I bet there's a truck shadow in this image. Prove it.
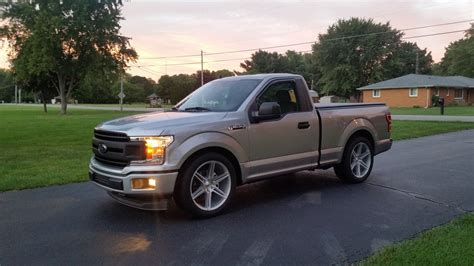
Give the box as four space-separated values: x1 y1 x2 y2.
94 169 347 222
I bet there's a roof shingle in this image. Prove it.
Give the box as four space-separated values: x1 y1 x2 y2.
357 74 474 90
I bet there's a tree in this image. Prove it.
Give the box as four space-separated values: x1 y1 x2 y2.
0 69 15 103
435 24 474 77
240 50 289 73
156 69 234 104
313 17 432 98
384 42 433 77
112 74 146 104
1 0 137 114
73 70 118 104
19 75 56 112
240 50 315 84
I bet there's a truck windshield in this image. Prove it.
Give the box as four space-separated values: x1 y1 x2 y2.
175 78 263 112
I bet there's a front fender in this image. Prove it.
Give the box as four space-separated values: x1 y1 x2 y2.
167 131 247 169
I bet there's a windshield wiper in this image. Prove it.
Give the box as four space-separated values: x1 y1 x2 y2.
184 106 211 112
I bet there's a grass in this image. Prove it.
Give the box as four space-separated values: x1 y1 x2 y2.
362 213 474 265
391 106 474 116
391 120 474 141
14 103 175 109
0 106 137 192
1 105 474 192
76 103 174 108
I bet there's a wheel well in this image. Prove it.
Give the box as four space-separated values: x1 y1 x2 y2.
347 130 375 149
181 147 243 185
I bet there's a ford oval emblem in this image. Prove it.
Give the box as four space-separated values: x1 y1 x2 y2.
98 143 108 154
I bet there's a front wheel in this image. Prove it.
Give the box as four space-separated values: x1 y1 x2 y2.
174 152 236 218
334 136 374 183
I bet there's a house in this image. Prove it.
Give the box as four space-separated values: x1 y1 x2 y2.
357 74 474 107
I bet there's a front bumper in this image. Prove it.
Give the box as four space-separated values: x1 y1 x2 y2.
89 157 179 198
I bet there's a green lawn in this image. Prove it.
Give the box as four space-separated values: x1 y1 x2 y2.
391 106 474 116
77 103 175 108
362 214 474 265
1 106 474 192
391 120 474 141
0 106 137 192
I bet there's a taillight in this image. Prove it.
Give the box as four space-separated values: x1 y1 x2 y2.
385 113 392 132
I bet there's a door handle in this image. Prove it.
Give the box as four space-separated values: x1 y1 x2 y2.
298 121 310 129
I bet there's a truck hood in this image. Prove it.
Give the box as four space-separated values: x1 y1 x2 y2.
95 111 228 136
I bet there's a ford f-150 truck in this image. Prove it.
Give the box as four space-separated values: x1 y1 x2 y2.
90 74 392 217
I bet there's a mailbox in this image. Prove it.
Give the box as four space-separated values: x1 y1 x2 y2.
438 97 445 115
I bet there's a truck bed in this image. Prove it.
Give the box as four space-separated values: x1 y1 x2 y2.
314 102 390 166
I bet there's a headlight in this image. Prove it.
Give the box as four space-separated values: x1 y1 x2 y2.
131 136 173 165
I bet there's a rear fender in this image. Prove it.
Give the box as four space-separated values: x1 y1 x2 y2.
337 118 378 161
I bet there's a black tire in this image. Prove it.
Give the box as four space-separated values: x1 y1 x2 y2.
174 152 237 218
334 136 374 183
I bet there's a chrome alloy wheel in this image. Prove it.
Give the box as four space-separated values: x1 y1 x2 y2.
190 160 231 211
350 142 372 178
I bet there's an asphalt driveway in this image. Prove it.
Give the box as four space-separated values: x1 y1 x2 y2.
1 130 473 265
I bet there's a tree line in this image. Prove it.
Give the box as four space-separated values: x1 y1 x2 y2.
0 1 472 113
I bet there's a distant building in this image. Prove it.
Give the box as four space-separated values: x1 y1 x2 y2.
308 90 319 103
147 93 162 107
319 95 343 104
357 74 474 107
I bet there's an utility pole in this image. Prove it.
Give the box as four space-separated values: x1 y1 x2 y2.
200 50 204 86
415 51 419 74
117 36 131 111
119 72 124 111
18 87 22 104
14 84 17 104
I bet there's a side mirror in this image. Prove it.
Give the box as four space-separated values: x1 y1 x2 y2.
252 102 281 122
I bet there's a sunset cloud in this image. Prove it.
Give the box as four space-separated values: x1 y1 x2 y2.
1 0 472 80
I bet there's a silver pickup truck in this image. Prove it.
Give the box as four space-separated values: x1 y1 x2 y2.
89 74 392 217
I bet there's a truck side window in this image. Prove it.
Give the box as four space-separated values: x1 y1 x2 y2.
258 81 300 114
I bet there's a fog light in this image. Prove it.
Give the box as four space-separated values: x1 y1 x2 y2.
131 178 156 190
148 178 156 188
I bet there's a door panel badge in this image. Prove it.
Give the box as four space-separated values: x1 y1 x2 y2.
228 124 246 131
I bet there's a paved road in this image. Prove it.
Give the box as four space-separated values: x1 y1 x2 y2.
1 130 473 265
392 114 474 122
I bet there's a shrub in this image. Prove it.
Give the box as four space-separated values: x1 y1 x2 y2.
432 95 440 107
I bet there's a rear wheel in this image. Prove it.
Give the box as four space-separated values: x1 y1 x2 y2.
174 152 236 218
334 136 373 183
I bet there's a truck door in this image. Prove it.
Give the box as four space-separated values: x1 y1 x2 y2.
247 79 319 177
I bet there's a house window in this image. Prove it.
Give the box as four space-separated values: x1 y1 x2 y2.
447 88 450 96
409 88 418 97
454 89 463 99
436 88 440 96
372 89 381 98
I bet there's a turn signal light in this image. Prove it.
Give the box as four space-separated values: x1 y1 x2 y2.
385 113 392 132
131 178 157 190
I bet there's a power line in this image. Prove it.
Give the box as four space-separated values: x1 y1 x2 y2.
204 20 473 56
131 29 467 68
132 57 253 67
138 19 473 60
403 29 466 39
135 66 162 77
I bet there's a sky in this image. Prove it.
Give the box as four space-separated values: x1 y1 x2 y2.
1 0 473 80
